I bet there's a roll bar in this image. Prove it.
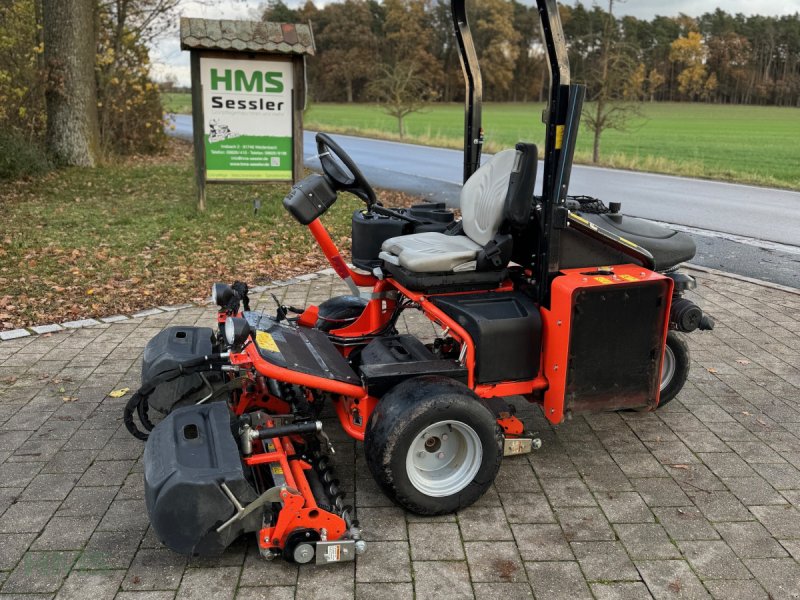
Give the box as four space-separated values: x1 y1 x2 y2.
451 0 483 183
451 0 585 306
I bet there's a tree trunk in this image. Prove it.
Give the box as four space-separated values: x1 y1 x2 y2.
346 78 353 103
43 0 100 166
398 115 405 138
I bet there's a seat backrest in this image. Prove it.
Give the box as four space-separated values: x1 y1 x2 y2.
460 149 517 246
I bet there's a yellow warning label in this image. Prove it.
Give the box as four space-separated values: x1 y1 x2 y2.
271 465 284 475
593 276 613 285
555 125 565 149
619 274 638 282
255 330 279 353
569 212 589 225
618 236 638 248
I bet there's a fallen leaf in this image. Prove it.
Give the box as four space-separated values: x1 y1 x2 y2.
1 375 18 385
108 387 130 398
707 368 718 374
735 359 751 365
670 464 691 470
62 396 78 403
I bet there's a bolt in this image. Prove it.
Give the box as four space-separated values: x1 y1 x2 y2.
442 433 448 441
437 452 445 459
531 438 543 450
417 451 425 458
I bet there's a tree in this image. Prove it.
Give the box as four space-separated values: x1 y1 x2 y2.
647 68 666 101
42 0 100 166
670 31 712 100
469 0 520 99
315 0 378 102
367 61 435 137
582 0 643 163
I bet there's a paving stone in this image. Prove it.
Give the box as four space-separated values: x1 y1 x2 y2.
499 492 556 523
175 567 239 600
698 452 757 478
652 506 720 541
457 505 513 541
511 523 573 561
31 515 99 550
20 473 81 502
31 324 64 335
0 532 36 570
1 550 78 593
750 504 800 538
0 500 60 533
0 461 44 487
555 506 615 542
354 582 413 600
525 561 593 600
238 546 297 587
615 524 681 559
62 319 101 329
57 486 118 517
97 499 150 532
744 558 800 600
723 476 791 506
689 490 752 522
472 582 533 599
611 452 667 479
0 329 31 341
75 530 144 570
78 459 135 487
408 522 463 560
703 579 769 600
55 569 125 600
356 541 411 583
636 559 711 599
412 561 472 600
596 491 655 523
676 540 752 580
493 463 540 493
297 561 354 599
591 582 655 600
540 477 596 507
235 587 294 600
571 541 639 582
632 477 691 507
356 507 407 542
464 541 525 583
122 548 187 591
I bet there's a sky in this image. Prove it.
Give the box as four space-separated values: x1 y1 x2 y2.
151 0 800 86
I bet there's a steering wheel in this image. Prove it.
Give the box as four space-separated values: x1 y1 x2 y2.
316 133 377 207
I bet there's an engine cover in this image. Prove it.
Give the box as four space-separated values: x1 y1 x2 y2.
144 403 259 556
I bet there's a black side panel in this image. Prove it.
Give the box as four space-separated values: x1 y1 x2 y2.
558 227 644 270
141 326 217 414
432 292 542 384
283 174 338 225
359 335 467 395
566 281 670 413
144 403 259 556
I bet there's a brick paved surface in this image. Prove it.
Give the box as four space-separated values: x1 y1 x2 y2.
0 268 798 599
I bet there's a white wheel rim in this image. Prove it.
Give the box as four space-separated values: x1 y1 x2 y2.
660 344 676 392
405 420 482 498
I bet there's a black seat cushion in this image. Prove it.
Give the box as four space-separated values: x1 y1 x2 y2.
384 263 509 293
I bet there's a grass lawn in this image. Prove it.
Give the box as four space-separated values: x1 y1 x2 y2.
305 101 800 190
0 140 412 330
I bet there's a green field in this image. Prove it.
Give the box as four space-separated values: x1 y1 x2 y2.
162 93 800 189
162 92 192 114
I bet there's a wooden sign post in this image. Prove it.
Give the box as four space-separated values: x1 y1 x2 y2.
180 19 315 210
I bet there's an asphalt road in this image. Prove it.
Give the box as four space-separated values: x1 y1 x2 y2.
170 115 799 288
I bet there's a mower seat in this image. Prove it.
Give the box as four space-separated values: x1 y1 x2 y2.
379 149 519 273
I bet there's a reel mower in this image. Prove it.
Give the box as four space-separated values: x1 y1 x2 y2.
124 0 713 564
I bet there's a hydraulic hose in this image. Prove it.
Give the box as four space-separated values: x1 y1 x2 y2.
123 353 230 441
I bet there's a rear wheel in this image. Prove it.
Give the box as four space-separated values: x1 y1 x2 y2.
364 376 503 515
657 331 690 408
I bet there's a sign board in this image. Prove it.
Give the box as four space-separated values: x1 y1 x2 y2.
199 56 294 181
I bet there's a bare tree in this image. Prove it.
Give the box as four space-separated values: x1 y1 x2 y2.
582 0 643 163
367 61 436 138
42 0 100 166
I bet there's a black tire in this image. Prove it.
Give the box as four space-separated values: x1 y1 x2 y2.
364 376 503 515
657 331 690 408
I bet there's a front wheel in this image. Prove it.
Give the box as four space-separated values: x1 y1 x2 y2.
364 376 503 515
657 331 690 408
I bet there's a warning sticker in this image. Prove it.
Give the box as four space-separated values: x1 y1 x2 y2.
325 544 341 562
619 274 639 282
255 330 280 353
593 276 613 285
271 465 283 475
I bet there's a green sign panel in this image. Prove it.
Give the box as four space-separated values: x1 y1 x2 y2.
199 56 293 181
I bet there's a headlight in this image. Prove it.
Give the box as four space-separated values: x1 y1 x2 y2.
224 317 251 348
212 283 234 308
